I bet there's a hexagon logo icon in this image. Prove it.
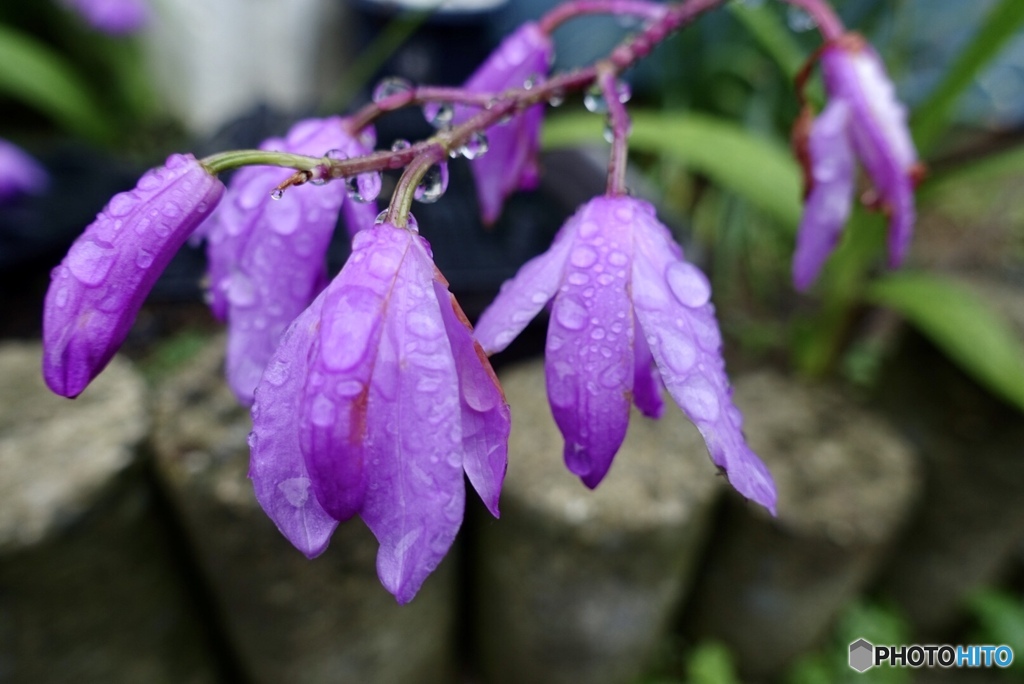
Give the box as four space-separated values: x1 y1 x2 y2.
849 638 874 672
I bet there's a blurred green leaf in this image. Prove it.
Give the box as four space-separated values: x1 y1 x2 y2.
0 24 111 141
920 143 1024 204
686 642 741 684
543 110 802 229
727 1 806 81
911 0 1024 153
866 272 1024 412
969 589 1024 657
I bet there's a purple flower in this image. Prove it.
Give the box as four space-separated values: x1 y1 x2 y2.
61 0 149 35
249 220 510 604
454 22 554 225
0 139 48 203
793 38 920 291
43 153 225 397
475 196 776 513
200 117 379 405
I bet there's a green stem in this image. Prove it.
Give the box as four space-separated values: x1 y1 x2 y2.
199 149 326 176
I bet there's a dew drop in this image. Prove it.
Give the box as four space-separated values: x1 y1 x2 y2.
414 163 449 204
554 297 588 331
67 240 117 287
135 250 154 269
424 101 454 129
583 85 607 114
373 76 414 103
270 188 284 201
666 261 712 308
227 273 257 308
346 171 383 203
391 139 412 152
680 377 720 422
547 88 566 107
263 359 288 386
458 131 489 160
278 477 312 508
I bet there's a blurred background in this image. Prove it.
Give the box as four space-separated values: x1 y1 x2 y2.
0 0 1022 682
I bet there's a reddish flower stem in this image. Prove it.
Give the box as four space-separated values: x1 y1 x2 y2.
539 0 668 33
598 66 631 196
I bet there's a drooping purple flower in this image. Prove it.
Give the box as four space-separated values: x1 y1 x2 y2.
475 196 776 513
249 220 510 603
0 139 48 203
454 22 554 225
200 117 379 405
793 37 920 291
61 0 150 35
43 154 225 397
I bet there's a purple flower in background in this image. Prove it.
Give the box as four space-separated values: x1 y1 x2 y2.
200 117 379 405
475 196 776 512
61 0 150 35
249 220 510 604
455 22 554 225
793 36 920 291
43 154 224 397
0 139 48 203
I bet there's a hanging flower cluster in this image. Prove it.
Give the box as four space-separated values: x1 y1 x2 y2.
40 0 918 603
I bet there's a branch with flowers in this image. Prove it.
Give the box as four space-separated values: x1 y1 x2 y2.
38 0 921 604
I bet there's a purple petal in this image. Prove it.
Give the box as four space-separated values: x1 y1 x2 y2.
631 208 777 514
455 22 554 224
433 275 509 518
62 0 149 35
632 319 665 419
474 225 573 354
792 99 856 291
546 197 634 489
248 292 339 558
43 154 224 397
203 117 377 404
357 226 466 604
0 139 48 203
823 46 918 270
299 227 400 522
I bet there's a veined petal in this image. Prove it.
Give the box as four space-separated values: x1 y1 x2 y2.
473 226 573 354
432 272 509 518
208 117 377 404
632 210 776 514
358 226 466 605
632 318 665 419
792 99 856 291
455 22 554 224
248 292 339 558
43 154 224 397
300 226 399 522
546 197 634 489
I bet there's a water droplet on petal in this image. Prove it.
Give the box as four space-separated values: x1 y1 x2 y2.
67 240 117 287
679 376 720 421
414 163 449 204
346 171 382 203
135 250 154 269
554 296 588 331
373 76 414 103
570 245 598 268
666 261 712 308
278 477 312 508
270 188 284 201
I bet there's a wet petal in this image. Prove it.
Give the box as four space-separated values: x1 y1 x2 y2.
455 22 554 224
433 273 509 517
0 138 48 203
632 211 776 514
43 154 224 397
792 99 856 291
299 227 400 522
248 292 339 558
632 319 665 419
359 227 466 604
473 226 573 354
546 197 634 489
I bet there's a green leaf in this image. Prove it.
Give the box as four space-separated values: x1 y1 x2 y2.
920 143 1024 203
0 24 111 142
686 642 741 684
866 272 1024 412
727 1 806 81
911 0 1024 153
542 110 802 230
